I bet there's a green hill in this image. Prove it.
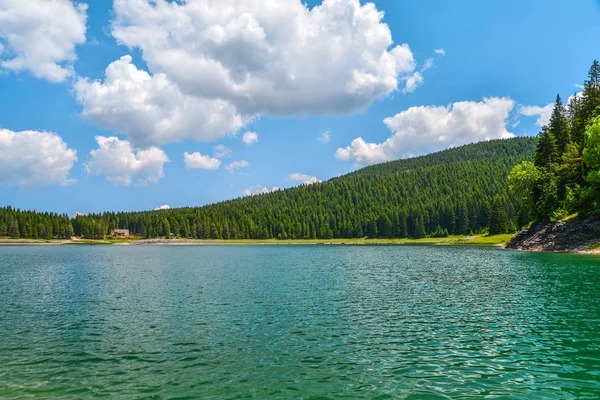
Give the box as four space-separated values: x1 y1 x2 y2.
1 137 537 240
71 137 536 240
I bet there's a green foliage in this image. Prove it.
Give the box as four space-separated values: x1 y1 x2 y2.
535 127 559 169
512 59 600 221
581 116 600 212
0 207 73 239
549 94 571 154
508 161 541 225
488 195 511 235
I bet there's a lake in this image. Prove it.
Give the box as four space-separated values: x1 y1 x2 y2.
0 245 599 399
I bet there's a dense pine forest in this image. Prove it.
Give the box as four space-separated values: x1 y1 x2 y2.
2 137 535 240
508 59 600 222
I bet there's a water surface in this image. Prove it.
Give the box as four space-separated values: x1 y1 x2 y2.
1 246 599 398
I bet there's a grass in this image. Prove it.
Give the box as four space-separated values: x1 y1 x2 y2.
1 234 514 247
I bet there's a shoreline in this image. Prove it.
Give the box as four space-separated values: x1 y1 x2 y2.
0 234 519 248
1 234 598 254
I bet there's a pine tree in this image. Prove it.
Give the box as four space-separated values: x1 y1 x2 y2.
412 215 426 239
581 116 600 212
573 60 600 146
488 196 510 235
456 201 469 235
548 94 571 155
535 127 559 170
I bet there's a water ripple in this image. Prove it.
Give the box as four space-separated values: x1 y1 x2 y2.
0 246 599 398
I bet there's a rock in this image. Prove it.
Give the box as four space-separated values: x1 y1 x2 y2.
506 216 600 252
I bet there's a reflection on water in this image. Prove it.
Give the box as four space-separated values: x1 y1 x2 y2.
0 246 599 398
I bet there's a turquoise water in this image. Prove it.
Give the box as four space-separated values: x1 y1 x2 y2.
0 246 599 399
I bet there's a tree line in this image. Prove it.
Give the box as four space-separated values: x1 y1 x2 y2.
0 207 73 239
3 137 535 240
508 59 600 223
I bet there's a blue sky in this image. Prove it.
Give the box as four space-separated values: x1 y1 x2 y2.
0 0 599 215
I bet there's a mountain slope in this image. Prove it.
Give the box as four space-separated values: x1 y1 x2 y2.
68 137 537 240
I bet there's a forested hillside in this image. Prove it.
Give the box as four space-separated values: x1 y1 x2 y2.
1 137 536 240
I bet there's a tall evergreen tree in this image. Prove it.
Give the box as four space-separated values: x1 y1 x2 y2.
534 127 559 170
548 94 571 155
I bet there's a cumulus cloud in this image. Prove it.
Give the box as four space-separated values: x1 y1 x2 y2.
434 49 446 56
75 56 248 147
0 129 77 187
111 0 416 116
225 160 249 174
213 144 232 158
288 173 321 185
74 0 419 145
0 0 87 82
319 130 331 144
184 152 221 170
86 136 169 186
336 97 516 166
519 104 553 127
242 132 259 145
154 204 171 210
243 184 279 197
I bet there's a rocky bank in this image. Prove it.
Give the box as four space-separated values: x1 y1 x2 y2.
506 216 600 253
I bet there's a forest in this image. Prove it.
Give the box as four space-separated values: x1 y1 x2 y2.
508 60 600 222
1 137 535 240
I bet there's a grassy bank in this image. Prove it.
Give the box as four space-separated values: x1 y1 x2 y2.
0 234 514 246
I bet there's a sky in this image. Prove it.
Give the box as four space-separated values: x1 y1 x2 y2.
0 0 599 215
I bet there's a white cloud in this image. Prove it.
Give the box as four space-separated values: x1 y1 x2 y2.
422 58 434 71
72 211 86 218
575 83 584 89
154 204 171 210
184 152 221 170
0 129 77 187
336 97 516 166
86 136 169 186
519 104 553 127
225 160 249 174
318 130 331 144
402 49 444 93
213 144 232 158
112 0 416 117
75 56 248 147
0 0 87 83
242 131 259 145
76 0 418 145
288 173 321 185
243 184 279 197
403 71 424 93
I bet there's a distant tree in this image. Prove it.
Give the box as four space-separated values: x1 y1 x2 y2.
412 215 426 239
488 196 510 235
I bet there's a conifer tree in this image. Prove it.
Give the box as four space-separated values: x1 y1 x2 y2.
548 94 571 155
488 196 510 235
535 127 559 170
